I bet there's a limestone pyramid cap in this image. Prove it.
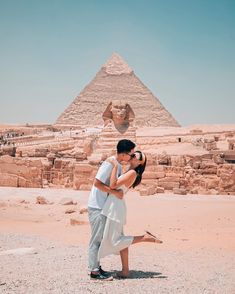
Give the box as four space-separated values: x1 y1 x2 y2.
102 53 133 75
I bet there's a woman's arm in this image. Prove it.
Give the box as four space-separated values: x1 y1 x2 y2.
106 157 137 190
110 163 119 189
110 169 137 189
94 179 123 199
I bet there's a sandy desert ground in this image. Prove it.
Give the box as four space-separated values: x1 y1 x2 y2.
0 187 235 294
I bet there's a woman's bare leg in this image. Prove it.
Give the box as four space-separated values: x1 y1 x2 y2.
119 248 129 277
132 233 162 244
118 233 162 278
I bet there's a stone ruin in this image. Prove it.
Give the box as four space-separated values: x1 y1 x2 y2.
1 123 235 196
0 53 235 196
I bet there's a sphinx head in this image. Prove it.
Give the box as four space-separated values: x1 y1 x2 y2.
102 100 135 133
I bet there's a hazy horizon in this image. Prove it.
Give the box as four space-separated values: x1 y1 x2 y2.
0 0 234 126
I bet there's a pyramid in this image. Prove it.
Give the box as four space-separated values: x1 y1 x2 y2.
56 53 180 127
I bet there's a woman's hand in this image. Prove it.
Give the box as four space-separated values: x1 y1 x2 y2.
106 157 118 167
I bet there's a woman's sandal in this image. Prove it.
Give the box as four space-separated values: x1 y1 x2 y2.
145 230 163 243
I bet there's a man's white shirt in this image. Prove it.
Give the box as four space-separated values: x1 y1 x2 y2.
88 158 122 210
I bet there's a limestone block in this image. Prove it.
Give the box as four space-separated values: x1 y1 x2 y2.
164 166 184 176
204 137 215 143
54 159 62 169
199 161 218 174
217 164 235 175
0 147 16 157
158 180 180 190
61 160 72 169
165 172 183 179
192 161 201 169
190 188 198 194
141 179 158 186
161 176 181 182
83 138 93 156
0 173 18 187
192 177 203 186
139 185 156 196
173 188 187 195
219 171 235 190
214 135 220 142
42 160 53 171
179 178 188 188
0 155 14 164
204 142 217 151
145 165 164 172
205 178 220 189
18 177 27 187
36 196 50 205
185 174 191 180
157 152 171 165
65 208 76 214
155 172 165 179
34 148 48 157
142 172 159 179
219 172 232 181
29 167 40 177
171 156 186 167
79 206 88 214
74 164 93 174
213 154 225 164
143 157 157 165
75 152 87 161
156 186 165 193
0 162 16 174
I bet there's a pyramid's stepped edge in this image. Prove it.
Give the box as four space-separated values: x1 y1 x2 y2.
56 53 179 127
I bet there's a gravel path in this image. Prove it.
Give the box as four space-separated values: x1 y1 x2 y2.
0 233 234 294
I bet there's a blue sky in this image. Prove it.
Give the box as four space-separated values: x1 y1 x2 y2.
0 0 234 126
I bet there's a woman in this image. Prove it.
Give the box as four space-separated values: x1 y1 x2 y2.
98 151 162 278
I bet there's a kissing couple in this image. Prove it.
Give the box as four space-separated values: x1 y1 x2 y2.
87 139 162 281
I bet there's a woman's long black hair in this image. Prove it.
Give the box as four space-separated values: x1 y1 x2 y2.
132 151 147 188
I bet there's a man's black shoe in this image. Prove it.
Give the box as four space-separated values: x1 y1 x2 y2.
99 266 111 277
90 271 113 281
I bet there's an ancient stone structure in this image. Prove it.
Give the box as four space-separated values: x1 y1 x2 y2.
228 139 235 150
56 53 180 127
1 58 235 196
1 150 235 195
102 100 135 133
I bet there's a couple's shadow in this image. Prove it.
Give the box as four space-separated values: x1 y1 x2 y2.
112 270 167 280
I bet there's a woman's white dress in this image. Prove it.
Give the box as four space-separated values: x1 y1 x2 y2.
98 183 134 259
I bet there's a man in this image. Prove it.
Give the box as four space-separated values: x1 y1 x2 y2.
88 139 136 281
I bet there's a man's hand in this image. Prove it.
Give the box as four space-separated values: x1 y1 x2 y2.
111 189 124 199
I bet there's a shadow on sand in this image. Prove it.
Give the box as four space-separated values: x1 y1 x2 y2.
113 270 168 280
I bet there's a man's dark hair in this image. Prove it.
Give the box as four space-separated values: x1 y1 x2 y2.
116 139 136 154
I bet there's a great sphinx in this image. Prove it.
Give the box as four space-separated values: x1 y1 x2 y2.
102 100 135 134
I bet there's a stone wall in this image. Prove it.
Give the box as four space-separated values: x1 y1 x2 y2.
0 152 235 195
0 155 43 188
138 153 235 196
